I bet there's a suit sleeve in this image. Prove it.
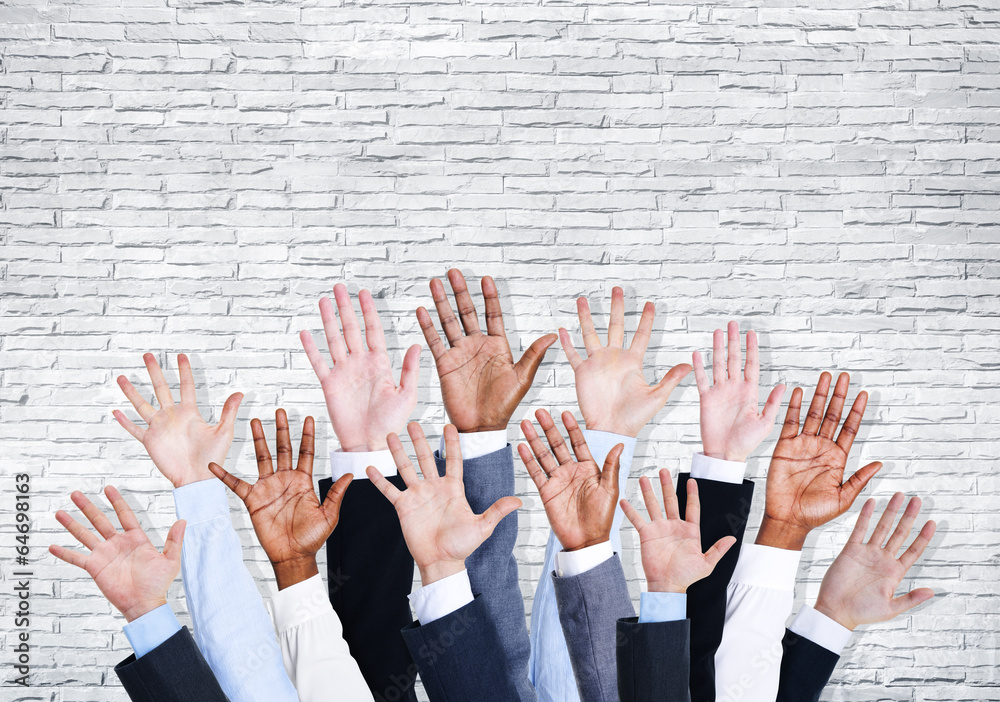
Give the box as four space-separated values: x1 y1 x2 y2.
616 617 692 702
115 626 230 702
320 473 417 702
675 472 755 702
775 629 841 702
551 554 636 702
401 595 523 702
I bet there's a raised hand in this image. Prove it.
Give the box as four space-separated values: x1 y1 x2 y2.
114 353 243 488
416 269 557 433
621 470 736 593
559 286 691 438
49 486 185 623
300 284 421 452
518 410 623 552
814 493 936 631
756 372 882 550
368 423 522 584
693 321 785 462
208 409 353 589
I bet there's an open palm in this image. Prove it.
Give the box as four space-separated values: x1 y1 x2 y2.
114 353 242 487
417 270 556 433
561 287 691 437
300 284 420 452
518 410 622 552
50 486 185 623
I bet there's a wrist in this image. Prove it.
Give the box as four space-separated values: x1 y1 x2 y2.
646 579 688 594
703 448 749 462
272 556 320 591
814 598 857 632
562 533 612 553
755 515 810 551
582 420 637 439
341 440 388 452
121 597 168 624
417 559 465 586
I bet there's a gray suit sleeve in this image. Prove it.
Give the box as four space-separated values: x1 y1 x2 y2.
616 617 691 702
551 554 636 702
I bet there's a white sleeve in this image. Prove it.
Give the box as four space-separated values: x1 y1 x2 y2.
408 569 475 625
439 430 507 461
788 605 852 655
269 574 375 702
714 543 802 702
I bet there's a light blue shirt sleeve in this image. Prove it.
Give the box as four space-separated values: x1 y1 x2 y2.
638 592 688 624
173 479 298 702
529 430 636 702
123 604 182 659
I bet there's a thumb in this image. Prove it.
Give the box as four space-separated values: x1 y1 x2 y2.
321 473 354 528
703 535 737 572
653 363 693 401
601 443 624 493
888 587 935 619
218 392 244 433
841 461 882 506
163 519 187 562
480 496 523 534
514 333 558 386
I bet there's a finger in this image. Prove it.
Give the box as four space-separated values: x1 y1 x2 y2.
536 409 573 465
162 519 186 562
275 408 293 471
601 443 624 492
430 276 463 346
399 344 422 396
684 478 701 527
899 520 936 570
704 536 737 571
562 412 595 465
480 495 522 533
518 442 548 492
251 418 274 479
660 469 680 521
848 498 877 544
177 353 197 405
870 492 906 547
577 296 601 356
513 333 558 388
297 415 316 478
629 301 655 356
142 353 175 408
819 372 850 440
55 509 101 550
780 387 804 439
358 288 387 352
802 372 833 436
407 421 438 481
559 327 583 370
49 543 88 570
620 498 645 530
482 275 507 337
889 587 935 619
367 465 401 505
448 268 481 335
442 423 463 482
692 351 710 395
300 330 331 383
321 473 354 527
744 329 760 384
116 375 155 424
208 461 252 501
711 328 725 385
387 431 419 487
836 390 869 455
319 295 348 362
885 496 922 554
71 491 118 541
841 461 882 509
521 417 559 474
652 363 693 403
334 283 365 354
112 410 146 442
416 306 447 362
639 476 663 521
608 286 625 348
104 485 141 532
726 321 741 380
217 392 243 434
761 384 786 427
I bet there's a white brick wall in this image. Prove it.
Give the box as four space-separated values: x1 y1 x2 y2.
1 0 999 699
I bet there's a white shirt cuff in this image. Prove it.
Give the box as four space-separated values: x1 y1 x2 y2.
330 448 397 481
439 429 507 461
122 604 182 659
408 569 474 625
555 541 614 578
638 592 687 623
730 542 803 590
172 478 228 523
789 605 852 655
690 452 747 484
270 573 333 633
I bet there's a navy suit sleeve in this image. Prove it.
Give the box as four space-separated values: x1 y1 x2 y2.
675 473 755 702
775 629 841 702
320 475 418 702
114 626 229 702
616 617 691 702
